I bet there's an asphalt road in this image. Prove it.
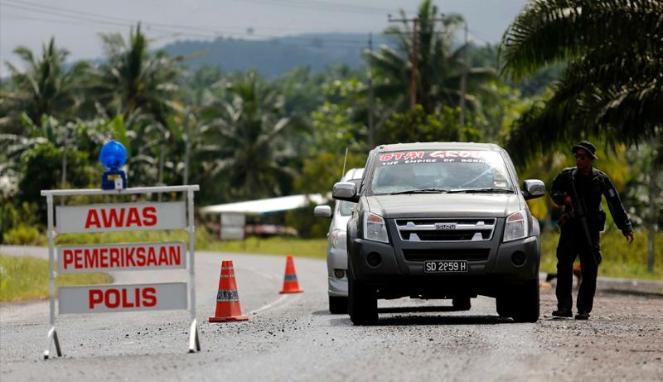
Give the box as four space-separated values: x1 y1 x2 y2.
1 249 662 381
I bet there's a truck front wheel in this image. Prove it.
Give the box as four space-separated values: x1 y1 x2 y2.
512 280 540 323
497 280 539 323
348 267 378 325
329 296 348 314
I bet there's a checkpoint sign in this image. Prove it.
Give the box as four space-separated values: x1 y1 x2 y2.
55 202 186 233
41 184 201 356
58 282 188 314
58 242 186 273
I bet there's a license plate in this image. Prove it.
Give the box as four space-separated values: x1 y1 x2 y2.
424 260 468 273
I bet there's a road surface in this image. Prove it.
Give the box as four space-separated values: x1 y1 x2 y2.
1 249 662 381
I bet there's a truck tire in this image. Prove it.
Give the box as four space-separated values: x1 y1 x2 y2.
496 294 514 318
512 280 540 323
452 296 471 311
348 267 378 325
329 296 348 314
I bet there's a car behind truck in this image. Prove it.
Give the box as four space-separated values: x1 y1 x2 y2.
332 142 546 325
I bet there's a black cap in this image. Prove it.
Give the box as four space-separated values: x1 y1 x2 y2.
572 140 597 159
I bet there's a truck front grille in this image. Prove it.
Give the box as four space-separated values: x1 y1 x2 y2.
402 248 490 261
396 218 496 242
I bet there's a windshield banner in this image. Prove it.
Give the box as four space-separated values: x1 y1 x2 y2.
378 150 490 165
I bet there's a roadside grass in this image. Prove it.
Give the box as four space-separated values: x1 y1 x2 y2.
4 226 660 280
205 237 328 259
0 255 113 303
53 229 214 246
540 229 662 280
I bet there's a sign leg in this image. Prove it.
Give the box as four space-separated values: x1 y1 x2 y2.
44 326 62 359
188 319 201 353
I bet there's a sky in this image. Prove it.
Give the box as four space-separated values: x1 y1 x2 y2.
0 0 528 73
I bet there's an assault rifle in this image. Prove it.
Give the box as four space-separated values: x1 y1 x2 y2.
569 169 601 266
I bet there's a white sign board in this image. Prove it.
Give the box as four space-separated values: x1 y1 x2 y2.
57 242 186 273
58 282 188 314
55 202 186 233
220 213 245 240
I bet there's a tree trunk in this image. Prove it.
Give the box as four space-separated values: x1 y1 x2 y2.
157 143 165 201
183 112 190 185
61 145 67 206
647 154 657 273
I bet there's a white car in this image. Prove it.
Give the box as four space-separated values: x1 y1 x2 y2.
314 168 364 313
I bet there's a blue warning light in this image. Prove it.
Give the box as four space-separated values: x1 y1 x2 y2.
99 140 127 170
100 140 128 190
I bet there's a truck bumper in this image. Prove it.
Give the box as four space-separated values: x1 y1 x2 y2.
348 235 540 299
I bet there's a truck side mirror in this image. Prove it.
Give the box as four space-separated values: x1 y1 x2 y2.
332 182 358 202
314 205 332 218
522 179 545 200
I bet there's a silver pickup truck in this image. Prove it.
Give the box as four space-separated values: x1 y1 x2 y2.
332 142 545 325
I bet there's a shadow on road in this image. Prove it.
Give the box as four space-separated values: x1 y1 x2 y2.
327 314 514 326
374 314 513 326
312 305 464 316
378 306 458 313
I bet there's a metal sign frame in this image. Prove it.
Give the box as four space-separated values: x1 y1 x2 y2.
40 185 200 359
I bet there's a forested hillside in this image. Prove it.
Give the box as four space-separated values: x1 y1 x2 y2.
162 33 391 77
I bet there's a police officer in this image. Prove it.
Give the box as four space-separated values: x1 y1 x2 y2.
550 141 634 320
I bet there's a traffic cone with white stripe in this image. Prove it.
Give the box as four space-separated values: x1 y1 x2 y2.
209 260 248 322
279 255 303 294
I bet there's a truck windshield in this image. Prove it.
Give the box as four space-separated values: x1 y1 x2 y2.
369 150 514 195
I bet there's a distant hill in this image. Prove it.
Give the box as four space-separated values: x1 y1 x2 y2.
161 33 394 77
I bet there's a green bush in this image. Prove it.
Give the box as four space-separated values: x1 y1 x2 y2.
3 225 47 245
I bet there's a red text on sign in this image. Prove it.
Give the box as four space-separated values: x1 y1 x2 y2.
84 206 157 229
88 287 157 309
62 244 182 270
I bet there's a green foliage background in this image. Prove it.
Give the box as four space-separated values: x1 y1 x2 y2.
0 0 659 279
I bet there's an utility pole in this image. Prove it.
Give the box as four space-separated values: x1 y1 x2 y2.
367 32 375 147
647 144 658 273
183 110 191 185
459 20 468 126
388 15 418 109
388 14 445 110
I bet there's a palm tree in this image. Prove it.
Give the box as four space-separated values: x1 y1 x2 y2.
1 38 88 133
91 24 183 187
365 0 495 114
500 0 663 160
93 24 181 125
199 72 301 200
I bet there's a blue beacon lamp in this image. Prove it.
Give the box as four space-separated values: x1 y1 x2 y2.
100 140 128 190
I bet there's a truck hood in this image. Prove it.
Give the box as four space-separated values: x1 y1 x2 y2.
366 193 522 218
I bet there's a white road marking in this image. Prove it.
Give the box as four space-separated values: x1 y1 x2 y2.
246 268 282 281
240 266 300 316
249 295 290 315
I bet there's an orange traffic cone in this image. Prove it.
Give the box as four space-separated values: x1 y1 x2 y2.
209 260 248 322
279 255 303 294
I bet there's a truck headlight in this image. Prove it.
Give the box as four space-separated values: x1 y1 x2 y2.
364 212 389 243
503 210 528 242
330 229 346 250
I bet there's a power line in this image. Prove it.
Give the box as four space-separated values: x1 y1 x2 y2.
225 0 414 15
1 1 375 48
1 0 376 43
2 13 372 49
1 0 299 36
2 0 405 33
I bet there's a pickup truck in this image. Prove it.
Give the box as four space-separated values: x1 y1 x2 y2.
332 142 545 325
